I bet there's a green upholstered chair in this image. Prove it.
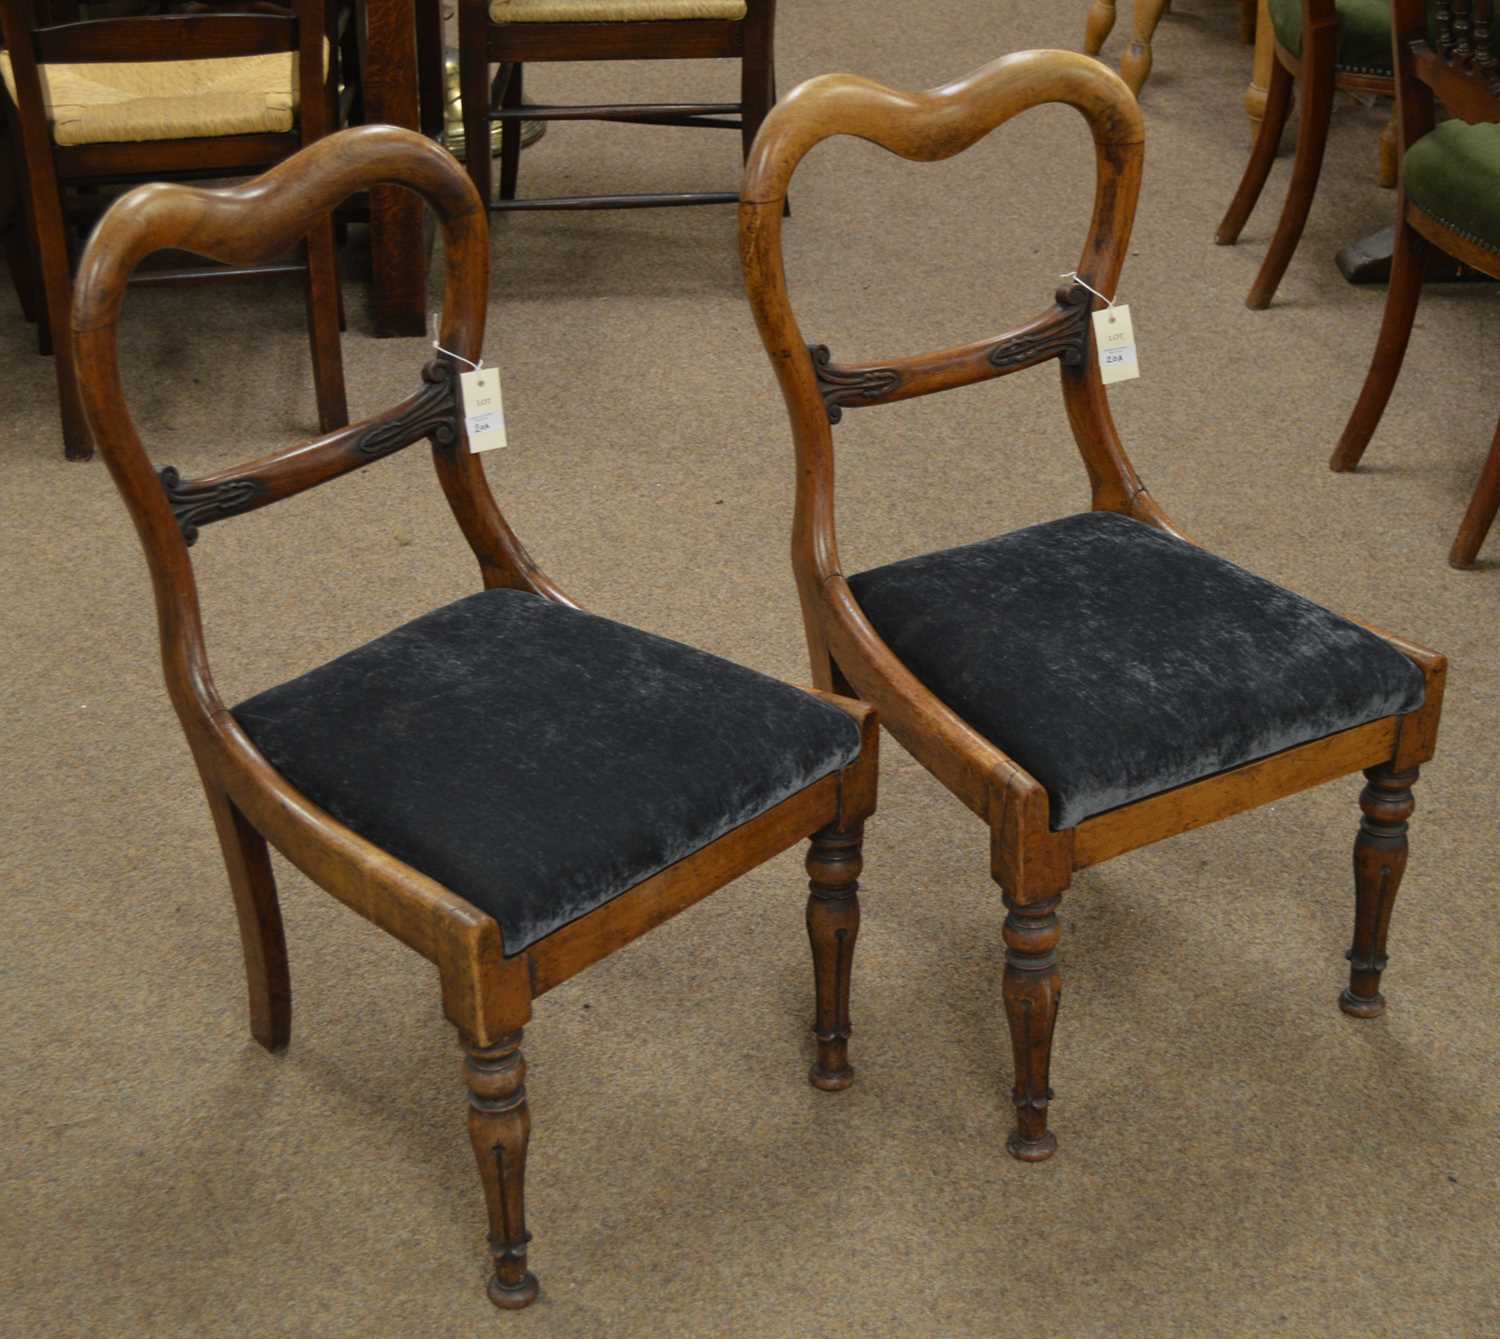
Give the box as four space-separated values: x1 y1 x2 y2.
1332 0 1500 569
1216 0 1396 308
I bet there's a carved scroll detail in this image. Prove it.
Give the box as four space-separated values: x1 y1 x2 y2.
157 468 265 547
352 358 460 456
808 345 903 424
987 287 1092 371
156 361 463 545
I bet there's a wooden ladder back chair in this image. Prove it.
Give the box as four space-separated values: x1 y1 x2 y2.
1 0 346 459
1217 0 1397 308
741 49 1446 1162
457 0 776 211
1332 0 1500 568
72 124 878 1309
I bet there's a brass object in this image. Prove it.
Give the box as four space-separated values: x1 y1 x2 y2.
443 51 544 162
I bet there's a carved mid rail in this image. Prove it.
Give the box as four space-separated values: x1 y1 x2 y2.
157 360 462 544
808 284 1092 423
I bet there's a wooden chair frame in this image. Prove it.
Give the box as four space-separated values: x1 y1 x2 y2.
1332 0 1500 569
456 0 776 211
71 125 878 1309
740 50 1446 1161
1 0 347 458
1216 0 1396 308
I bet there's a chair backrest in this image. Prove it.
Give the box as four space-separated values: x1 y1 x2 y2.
739 50 1165 598
1395 0 1500 129
70 124 570 739
0 0 329 151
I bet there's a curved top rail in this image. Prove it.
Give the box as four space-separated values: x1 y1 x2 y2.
742 50 1144 205
70 125 495 730
73 125 486 358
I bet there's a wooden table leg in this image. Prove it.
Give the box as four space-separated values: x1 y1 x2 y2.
1245 0 1272 130
362 0 430 337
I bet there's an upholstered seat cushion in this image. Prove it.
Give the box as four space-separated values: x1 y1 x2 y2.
233 589 861 953
0 49 314 147
1403 118 1500 251
1267 0 1393 75
488 0 746 23
847 512 1424 830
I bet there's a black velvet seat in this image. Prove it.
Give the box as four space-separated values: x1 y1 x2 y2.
233 588 863 952
847 512 1426 830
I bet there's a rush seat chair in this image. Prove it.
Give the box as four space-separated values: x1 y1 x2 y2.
457 0 777 212
1 0 347 458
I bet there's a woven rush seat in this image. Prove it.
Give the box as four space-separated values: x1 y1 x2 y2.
487 0 746 22
0 48 316 147
847 512 1425 830
1267 0 1393 74
233 587 862 953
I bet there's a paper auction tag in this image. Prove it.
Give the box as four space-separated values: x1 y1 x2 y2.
1093 304 1140 385
460 366 507 452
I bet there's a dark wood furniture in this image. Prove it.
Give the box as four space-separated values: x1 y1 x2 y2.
1216 0 1396 307
1332 0 1500 568
71 124 878 1309
1 0 346 458
457 0 776 211
359 0 441 335
1084 0 1258 95
741 50 1447 1161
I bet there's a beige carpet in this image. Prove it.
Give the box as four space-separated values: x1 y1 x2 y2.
4 2 1498 1335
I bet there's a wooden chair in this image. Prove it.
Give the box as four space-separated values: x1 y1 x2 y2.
1 0 346 458
456 0 776 211
740 50 1446 1162
1 102 44 324
71 124 878 1308
1332 0 1500 569
1083 0 1258 95
1216 0 1396 308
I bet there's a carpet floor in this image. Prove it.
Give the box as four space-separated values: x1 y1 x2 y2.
3 2 1497 1336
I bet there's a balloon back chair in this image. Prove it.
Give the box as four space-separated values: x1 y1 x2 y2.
1332 0 1500 569
71 124 877 1309
740 50 1446 1162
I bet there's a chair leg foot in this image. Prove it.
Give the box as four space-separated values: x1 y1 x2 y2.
1339 764 1417 1019
1002 895 1062 1161
1245 18 1336 307
1217 56 1294 247
806 822 862 1091
204 784 290 1052
466 1031 539 1309
487 1274 540 1311
1331 222 1426 472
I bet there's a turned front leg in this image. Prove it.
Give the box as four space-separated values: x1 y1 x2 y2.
806 822 862 1091
1003 895 1062 1161
465 1031 539 1309
1340 765 1418 1019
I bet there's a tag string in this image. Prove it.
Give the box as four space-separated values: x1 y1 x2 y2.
433 339 482 372
429 312 482 371
1059 271 1116 308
